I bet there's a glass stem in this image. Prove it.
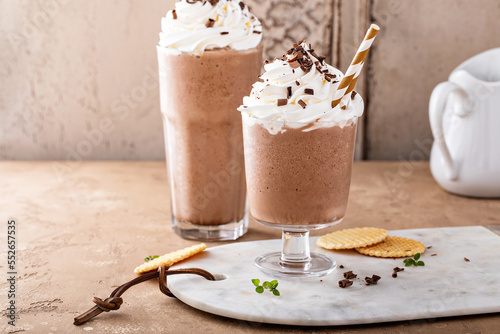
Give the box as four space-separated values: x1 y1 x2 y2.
281 231 311 265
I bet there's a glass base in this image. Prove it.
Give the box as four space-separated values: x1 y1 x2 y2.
172 214 248 241
255 251 336 278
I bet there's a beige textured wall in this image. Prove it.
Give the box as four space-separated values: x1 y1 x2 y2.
365 0 500 160
2 0 500 161
1 0 175 160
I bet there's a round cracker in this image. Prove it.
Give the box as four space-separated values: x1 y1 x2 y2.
316 227 388 250
134 243 206 274
355 236 425 258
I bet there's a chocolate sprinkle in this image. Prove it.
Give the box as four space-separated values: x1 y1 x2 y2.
464 257 470 262
431 254 437 256
365 275 381 286
220 31 229 35
172 10 177 20
253 31 262 34
205 18 215 28
305 88 314 95
298 99 307 109
392 272 398 278
393 267 404 272
339 279 353 289
339 265 344 269
343 271 357 279
239 1 245 10
286 86 292 99
351 91 357 100
295 80 300 86
277 99 287 106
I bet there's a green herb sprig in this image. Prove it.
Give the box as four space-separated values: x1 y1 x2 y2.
251 279 280 296
403 253 425 267
144 255 160 262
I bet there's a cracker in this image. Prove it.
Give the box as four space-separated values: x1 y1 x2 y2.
316 227 388 250
355 236 425 258
134 243 206 274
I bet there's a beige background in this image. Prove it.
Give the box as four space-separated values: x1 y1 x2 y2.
1 0 500 160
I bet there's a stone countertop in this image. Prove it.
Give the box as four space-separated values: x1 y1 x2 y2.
1 161 499 333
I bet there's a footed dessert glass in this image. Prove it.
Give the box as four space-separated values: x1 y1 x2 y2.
242 117 359 277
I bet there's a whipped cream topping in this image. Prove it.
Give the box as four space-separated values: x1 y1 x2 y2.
238 41 363 134
159 0 262 54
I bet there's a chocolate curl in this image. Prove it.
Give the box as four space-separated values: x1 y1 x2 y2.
331 24 380 108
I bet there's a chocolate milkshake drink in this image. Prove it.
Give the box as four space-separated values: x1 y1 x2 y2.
158 0 262 240
238 41 366 277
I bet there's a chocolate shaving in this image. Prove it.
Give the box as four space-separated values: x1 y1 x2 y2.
351 91 357 100
427 246 432 249
305 88 314 95
392 267 404 278
431 254 437 256
365 275 381 285
220 31 229 35
343 271 357 279
277 99 287 106
286 86 292 99
239 1 246 10
253 31 262 34
264 60 270 65
339 265 344 269
205 18 215 28
298 99 306 109
339 279 353 288
282 41 330 76
295 80 300 86
172 10 177 20
464 257 470 262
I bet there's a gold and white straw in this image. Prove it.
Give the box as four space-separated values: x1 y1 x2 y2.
331 24 380 108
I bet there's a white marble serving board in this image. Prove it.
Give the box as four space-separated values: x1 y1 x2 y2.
168 226 500 326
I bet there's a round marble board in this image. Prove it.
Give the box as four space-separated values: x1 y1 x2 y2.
168 226 500 326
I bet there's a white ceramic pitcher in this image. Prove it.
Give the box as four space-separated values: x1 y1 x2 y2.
429 48 500 198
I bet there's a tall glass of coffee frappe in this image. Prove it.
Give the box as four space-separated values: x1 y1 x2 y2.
157 0 263 240
239 36 376 277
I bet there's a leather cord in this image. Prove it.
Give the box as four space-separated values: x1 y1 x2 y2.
73 266 215 326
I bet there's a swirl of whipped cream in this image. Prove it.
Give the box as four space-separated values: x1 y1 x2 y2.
159 0 262 54
238 41 363 134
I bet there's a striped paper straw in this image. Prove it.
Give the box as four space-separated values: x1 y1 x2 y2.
331 24 380 108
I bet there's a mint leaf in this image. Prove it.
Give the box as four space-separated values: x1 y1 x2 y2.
404 259 415 267
417 261 425 266
255 286 264 293
251 279 260 286
262 281 270 288
270 280 278 288
414 253 421 261
272 289 280 296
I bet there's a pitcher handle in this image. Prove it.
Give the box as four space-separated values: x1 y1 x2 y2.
429 82 472 181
